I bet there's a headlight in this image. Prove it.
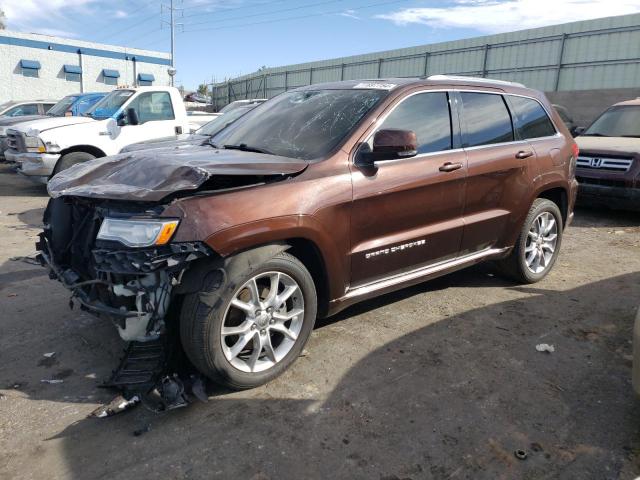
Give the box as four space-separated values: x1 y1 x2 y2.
97 218 179 247
24 135 46 153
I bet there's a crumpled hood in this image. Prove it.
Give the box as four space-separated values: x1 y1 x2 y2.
11 115 95 134
576 136 640 155
120 134 209 153
48 145 309 202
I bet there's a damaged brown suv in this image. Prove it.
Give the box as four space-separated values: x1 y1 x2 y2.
39 76 578 390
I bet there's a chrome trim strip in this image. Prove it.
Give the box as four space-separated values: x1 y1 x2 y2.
342 247 509 300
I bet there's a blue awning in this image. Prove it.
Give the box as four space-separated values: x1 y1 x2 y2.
63 64 82 74
20 60 41 70
137 73 155 82
102 69 120 78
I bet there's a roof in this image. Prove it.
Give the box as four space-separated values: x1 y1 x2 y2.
613 98 640 107
295 76 532 93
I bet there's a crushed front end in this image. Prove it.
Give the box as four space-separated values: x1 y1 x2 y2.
36 196 212 343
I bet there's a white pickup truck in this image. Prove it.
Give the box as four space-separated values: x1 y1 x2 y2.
5 86 189 183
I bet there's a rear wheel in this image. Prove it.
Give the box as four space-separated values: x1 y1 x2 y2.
52 151 96 176
180 251 317 389
497 198 563 283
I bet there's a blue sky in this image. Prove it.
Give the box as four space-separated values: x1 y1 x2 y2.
1 0 639 90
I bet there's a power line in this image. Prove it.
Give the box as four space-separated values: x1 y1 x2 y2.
93 0 160 43
183 0 411 33
183 0 345 28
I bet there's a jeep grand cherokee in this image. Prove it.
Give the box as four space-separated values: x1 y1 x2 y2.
38 76 578 389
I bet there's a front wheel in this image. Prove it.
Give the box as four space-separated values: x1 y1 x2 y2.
52 151 96 176
497 198 563 283
180 251 317 389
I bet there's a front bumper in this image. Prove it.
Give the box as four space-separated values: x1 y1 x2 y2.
15 152 60 178
577 183 640 211
37 232 212 342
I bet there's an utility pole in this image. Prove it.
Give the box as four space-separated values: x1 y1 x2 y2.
162 0 182 86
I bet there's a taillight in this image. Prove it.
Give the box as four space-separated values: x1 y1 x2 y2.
569 143 579 178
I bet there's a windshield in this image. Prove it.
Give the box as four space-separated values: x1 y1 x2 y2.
198 107 252 136
584 106 640 138
47 96 78 116
211 89 387 160
85 90 134 119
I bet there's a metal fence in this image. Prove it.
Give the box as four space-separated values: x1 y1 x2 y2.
210 15 640 110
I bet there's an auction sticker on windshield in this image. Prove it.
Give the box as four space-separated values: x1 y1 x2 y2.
353 82 396 90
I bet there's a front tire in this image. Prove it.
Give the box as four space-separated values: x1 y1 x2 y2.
498 198 563 283
52 151 96 176
180 251 317 389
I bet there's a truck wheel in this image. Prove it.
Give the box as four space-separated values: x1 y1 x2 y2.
497 198 563 284
180 251 317 389
52 151 96 176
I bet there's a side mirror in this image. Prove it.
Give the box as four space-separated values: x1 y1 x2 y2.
126 108 140 126
572 126 585 137
359 128 418 165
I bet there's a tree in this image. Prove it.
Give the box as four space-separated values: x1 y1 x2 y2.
197 83 209 96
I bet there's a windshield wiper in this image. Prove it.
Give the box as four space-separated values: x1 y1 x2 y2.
223 143 273 155
581 133 609 137
620 135 640 138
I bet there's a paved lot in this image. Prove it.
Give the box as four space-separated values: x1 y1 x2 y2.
1 163 639 480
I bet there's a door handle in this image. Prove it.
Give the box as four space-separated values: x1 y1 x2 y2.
516 150 534 159
439 162 463 172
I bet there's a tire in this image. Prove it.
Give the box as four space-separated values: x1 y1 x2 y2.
180 251 317 389
52 151 96 176
497 198 563 284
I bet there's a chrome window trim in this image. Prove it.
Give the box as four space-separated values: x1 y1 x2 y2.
352 87 562 165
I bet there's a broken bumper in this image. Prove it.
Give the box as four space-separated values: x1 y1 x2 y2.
37 233 212 342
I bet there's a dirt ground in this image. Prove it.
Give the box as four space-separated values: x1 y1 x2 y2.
0 163 639 480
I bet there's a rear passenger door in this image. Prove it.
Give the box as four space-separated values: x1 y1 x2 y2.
350 90 467 286
457 91 536 254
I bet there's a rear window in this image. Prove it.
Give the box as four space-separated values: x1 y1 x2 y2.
460 92 514 147
509 96 556 139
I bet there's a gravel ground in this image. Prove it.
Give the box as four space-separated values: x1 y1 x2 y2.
0 163 639 480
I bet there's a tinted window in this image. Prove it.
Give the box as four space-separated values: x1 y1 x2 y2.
460 92 513 147
47 96 78 116
212 89 387 160
509 96 556 139
43 103 56 113
5 104 39 116
376 92 452 154
127 92 175 123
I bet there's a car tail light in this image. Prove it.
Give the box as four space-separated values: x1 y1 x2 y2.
569 143 579 178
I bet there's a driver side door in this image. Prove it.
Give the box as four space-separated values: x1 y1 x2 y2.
113 91 181 151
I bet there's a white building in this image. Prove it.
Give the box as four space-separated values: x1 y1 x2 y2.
0 30 172 103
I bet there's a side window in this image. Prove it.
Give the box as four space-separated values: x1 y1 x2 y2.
127 92 175 124
6 104 39 116
376 92 452 154
460 92 513 147
509 96 556 139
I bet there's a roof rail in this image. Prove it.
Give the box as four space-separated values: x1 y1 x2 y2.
427 75 525 88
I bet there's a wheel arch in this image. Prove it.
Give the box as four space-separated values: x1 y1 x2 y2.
58 145 107 160
536 186 568 228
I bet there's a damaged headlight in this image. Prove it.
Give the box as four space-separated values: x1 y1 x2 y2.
97 218 179 248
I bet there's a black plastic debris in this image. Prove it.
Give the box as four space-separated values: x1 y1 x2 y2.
89 395 141 418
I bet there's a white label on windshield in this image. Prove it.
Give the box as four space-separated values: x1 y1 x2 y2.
353 82 396 90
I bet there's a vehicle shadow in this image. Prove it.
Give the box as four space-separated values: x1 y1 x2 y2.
0 164 48 197
8 271 637 479
572 206 640 228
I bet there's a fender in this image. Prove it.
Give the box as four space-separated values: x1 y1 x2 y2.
205 214 349 302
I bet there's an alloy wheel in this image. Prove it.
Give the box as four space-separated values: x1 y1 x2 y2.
221 271 304 373
525 211 558 274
